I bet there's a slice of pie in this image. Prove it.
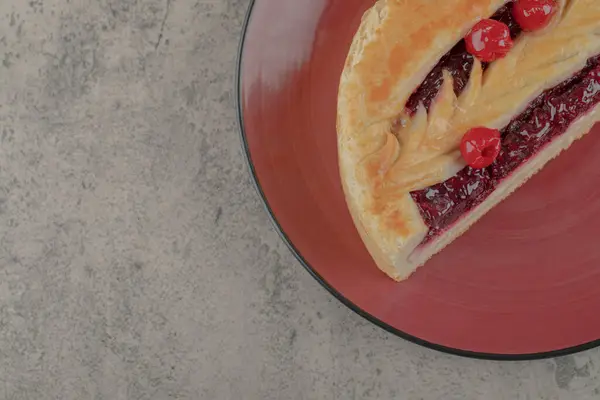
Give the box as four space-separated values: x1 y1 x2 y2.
337 0 600 281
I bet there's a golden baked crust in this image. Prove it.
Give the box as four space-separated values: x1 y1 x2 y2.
337 0 600 280
337 0 511 280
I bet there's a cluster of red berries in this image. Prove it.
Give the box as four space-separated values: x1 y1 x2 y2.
460 0 556 169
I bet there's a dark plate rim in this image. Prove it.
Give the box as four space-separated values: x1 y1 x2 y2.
234 0 600 361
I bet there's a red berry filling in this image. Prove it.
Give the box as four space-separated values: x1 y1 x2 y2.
411 55 600 243
401 1 598 244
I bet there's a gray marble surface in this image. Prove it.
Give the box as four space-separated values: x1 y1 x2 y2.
1 0 599 398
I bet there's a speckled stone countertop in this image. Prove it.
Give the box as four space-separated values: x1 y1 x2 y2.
0 0 599 398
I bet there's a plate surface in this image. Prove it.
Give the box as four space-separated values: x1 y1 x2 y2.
237 0 600 359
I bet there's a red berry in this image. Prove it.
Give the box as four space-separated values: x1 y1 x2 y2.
460 127 502 169
513 0 556 32
465 19 514 62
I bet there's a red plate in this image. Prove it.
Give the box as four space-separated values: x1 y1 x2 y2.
237 0 600 359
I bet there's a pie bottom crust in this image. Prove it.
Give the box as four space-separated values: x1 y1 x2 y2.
345 103 600 281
